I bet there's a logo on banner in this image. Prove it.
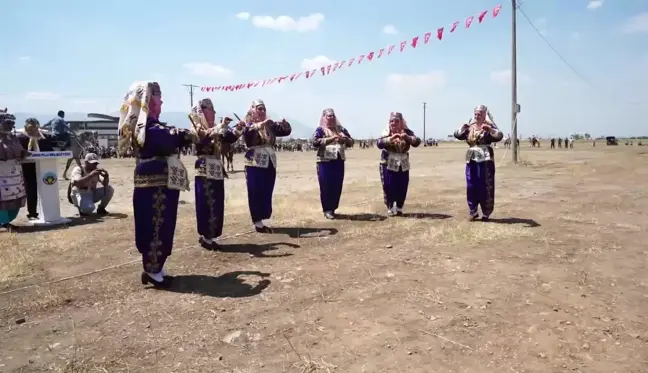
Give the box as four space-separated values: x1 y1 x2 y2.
42 171 58 185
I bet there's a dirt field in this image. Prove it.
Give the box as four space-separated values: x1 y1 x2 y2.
1 141 647 373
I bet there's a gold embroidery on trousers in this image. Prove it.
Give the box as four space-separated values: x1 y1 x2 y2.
145 188 166 273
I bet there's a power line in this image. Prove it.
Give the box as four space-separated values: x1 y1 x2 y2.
517 6 592 86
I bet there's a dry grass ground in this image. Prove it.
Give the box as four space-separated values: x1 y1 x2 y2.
1 141 647 373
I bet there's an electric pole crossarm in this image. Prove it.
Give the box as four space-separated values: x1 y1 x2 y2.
182 84 199 107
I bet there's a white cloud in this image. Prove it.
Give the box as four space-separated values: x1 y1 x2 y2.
382 25 398 35
387 71 446 91
301 55 336 70
587 0 603 10
621 12 648 34
183 62 233 78
18 56 31 62
569 31 581 40
72 99 98 105
490 69 531 84
251 13 324 32
235 12 250 20
24 92 60 100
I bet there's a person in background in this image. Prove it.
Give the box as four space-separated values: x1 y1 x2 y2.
69 153 113 216
189 98 244 250
45 110 72 148
242 99 292 232
0 109 29 229
311 108 353 219
454 104 504 221
17 118 55 221
376 112 421 216
118 81 193 288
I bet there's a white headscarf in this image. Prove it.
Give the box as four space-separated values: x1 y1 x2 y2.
117 81 161 155
468 104 497 128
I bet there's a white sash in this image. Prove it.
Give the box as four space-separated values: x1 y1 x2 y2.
204 157 224 180
250 146 277 168
323 144 342 160
0 159 26 202
469 145 492 163
386 152 410 172
166 156 190 191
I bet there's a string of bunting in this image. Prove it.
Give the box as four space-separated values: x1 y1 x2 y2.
201 4 502 93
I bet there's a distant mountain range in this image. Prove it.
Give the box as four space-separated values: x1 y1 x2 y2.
11 111 314 139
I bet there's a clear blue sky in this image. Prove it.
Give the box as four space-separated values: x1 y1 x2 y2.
1 0 647 138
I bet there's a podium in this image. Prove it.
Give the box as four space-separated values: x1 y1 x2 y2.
24 151 73 226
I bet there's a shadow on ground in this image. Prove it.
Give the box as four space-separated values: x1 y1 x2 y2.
484 217 541 227
218 242 299 258
161 271 271 298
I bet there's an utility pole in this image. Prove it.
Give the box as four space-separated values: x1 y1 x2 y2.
181 84 199 107
511 0 519 163
422 102 427 146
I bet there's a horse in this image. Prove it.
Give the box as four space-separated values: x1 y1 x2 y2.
53 131 94 180
531 137 540 148
221 141 235 172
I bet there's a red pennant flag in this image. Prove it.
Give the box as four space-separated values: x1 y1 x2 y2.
247 82 254 88
320 66 326 75
201 87 206 92
270 78 277 84
493 4 502 18
326 65 332 74
348 58 355 66
337 61 345 69
377 48 385 58
424 32 432 44
261 80 268 86
478 10 488 23
305 71 312 79
437 27 444 40
290 73 297 81
293 72 302 81
332 62 339 72
254 81 261 87
451 21 459 32
366 51 375 61
411 36 419 48
357 54 366 64
387 45 395 55
466 16 474 28
399 41 407 52
217 86 222 90
278 76 287 83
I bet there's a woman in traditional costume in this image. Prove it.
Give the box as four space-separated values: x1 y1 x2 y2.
242 99 292 232
190 98 245 250
118 81 193 288
376 112 421 217
311 108 353 219
453 104 503 221
0 110 28 229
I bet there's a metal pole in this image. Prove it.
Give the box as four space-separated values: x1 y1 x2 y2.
182 84 199 107
511 0 519 163
422 102 427 145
